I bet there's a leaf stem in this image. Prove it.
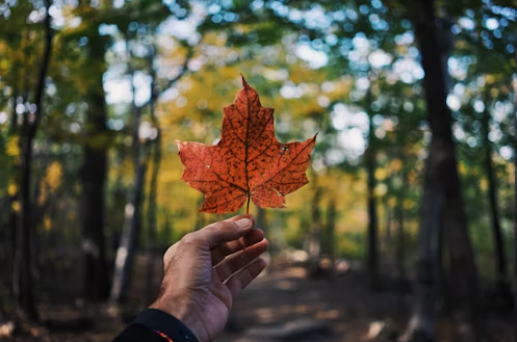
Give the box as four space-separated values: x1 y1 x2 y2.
246 192 250 214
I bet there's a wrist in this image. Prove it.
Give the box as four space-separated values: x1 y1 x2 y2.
133 309 199 342
150 294 205 342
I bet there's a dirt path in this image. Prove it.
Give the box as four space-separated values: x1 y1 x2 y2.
220 266 408 342
4 265 514 342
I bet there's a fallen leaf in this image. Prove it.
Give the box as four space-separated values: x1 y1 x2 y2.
177 75 316 213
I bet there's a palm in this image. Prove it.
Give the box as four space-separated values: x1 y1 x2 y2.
185 254 244 341
197 274 234 340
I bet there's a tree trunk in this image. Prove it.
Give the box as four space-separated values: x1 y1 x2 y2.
385 200 392 243
13 0 53 320
80 36 109 300
437 207 451 315
110 57 147 303
145 140 160 303
402 179 442 342
481 101 509 297
412 0 481 339
110 147 148 304
14 141 39 321
308 186 322 276
366 111 379 288
9 89 18 134
145 62 161 304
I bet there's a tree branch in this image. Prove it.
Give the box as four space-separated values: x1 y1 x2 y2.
138 45 194 111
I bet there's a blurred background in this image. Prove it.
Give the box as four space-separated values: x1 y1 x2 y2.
0 0 516 341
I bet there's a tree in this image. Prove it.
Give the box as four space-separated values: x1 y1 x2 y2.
80 31 110 301
13 0 53 320
57 1 120 301
408 0 481 339
307 181 323 276
109 29 151 305
145 45 161 304
365 87 379 288
481 87 509 298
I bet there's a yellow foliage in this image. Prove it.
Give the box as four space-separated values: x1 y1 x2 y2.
479 179 488 191
375 168 387 181
11 200 19 212
6 137 19 156
45 162 63 190
44 215 52 231
8 182 16 196
39 162 63 205
390 158 402 171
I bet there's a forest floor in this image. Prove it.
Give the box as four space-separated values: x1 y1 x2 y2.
1 259 515 342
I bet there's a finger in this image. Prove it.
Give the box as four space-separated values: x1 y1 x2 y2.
215 238 268 282
189 215 255 249
226 213 256 227
226 258 267 297
211 228 264 266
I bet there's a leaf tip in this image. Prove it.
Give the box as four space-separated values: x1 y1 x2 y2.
240 73 250 88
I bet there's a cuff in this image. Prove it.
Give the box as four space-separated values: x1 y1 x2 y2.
135 309 199 342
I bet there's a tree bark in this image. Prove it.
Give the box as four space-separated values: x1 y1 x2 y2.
411 0 481 339
402 181 442 342
13 0 53 320
14 141 39 321
481 100 509 297
145 57 161 304
9 88 18 134
110 145 148 304
366 110 379 288
80 34 109 301
145 140 160 304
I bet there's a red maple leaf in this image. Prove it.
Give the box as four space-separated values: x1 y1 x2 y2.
177 76 316 214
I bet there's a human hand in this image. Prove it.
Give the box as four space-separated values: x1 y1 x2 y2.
150 214 268 342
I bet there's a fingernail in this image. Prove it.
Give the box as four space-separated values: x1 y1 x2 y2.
236 218 252 229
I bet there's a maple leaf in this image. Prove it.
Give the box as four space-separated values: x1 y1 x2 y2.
177 75 316 214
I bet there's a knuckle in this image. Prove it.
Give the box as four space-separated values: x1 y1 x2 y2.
181 232 199 246
204 221 230 236
163 244 176 265
218 220 236 231
206 221 224 231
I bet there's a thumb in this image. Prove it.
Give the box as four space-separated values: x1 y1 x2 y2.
196 215 255 249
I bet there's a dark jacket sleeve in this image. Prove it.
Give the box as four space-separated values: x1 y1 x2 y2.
113 308 199 342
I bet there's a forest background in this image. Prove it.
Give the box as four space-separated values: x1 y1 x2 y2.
0 0 516 341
